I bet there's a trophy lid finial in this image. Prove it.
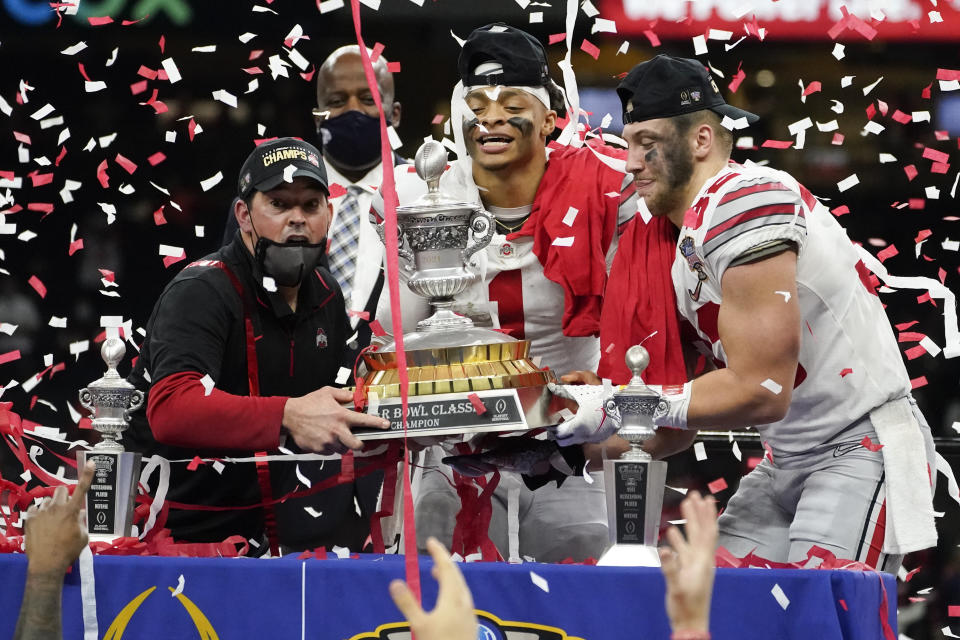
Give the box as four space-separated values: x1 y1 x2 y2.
101 337 126 370
414 140 448 194
624 344 649 378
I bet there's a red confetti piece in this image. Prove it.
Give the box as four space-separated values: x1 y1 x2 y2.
300 66 316 83
96 159 109 187
27 203 54 215
876 100 888 116
904 165 917 181
707 477 728 494
0 350 22 365
68 239 84 256
137 65 158 80
861 435 883 452
327 183 347 199
831 133 844 145
910 376 928 389
909 597 926 603
28 275 46 298
643 30 660 47
242 67 263 75
761 139 793 149
430 114 445 125
153 207 166 225
839 599 848 611
115 153 137 174
13 131 31 145
188 118 198 141
140 89 168 114
30 172 53 187
830 205 850 216
467 393 487 415
876 245 898 262
937 69 960 81
548 33 566 45
55 146 67 167
87 15 113 25
186 456 204 471
917 291 935 305
921 83 932 99
386 62 401 73
369 42 385 62
157 69 168 82
839 368 853 377
898 331 925 342
147 152 166 166
949 605 960 617
922 147 950 164
163 253 186 268
580 39 600 60
728 66 746 93
904 566 921 582
130 80 148 95
604 342 616 354
77 62 91 82
915 229 932 243
896 320 918 330
762 441 775 464
940 268 948 284
932 162 950 174
801 81 821 97
369 320 387 337
891 110 912 124
865 103 876 120
908 198 925 210
346 309 370 321
935 130 950 141
905 344 927 360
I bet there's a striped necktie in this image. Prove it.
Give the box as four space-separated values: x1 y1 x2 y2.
328 185 363 304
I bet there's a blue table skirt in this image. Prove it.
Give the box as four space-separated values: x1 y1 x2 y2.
0 553 895 640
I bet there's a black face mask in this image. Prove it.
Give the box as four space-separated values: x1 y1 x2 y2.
254 238 325 288
319 110 386 172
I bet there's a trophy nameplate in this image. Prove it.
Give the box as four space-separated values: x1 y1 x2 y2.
598 345 668 567
77 337 143 541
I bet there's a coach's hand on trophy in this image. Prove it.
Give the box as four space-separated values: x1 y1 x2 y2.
283 387 390 454
546 382 622 446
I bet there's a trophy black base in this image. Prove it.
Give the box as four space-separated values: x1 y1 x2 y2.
598 456 667 567
77 449 141 541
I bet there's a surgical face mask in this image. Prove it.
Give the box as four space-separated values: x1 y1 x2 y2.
319 110 385 172
254 238 325 288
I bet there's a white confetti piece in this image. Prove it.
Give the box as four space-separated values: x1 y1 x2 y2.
830 100 845 115
837 174 859 192
200 171 223 192
720 115 748 130
195 226 205 238
942 627 960 639
930 10 943 23
282 164 297 183
99 132 117 148
61 41 87 56
238 32 257 43
582 466 594 484
387 125 403 150
0 323 16 335
161 57 182 84
940 80 960 92
69 340 89 357
551 236 574 247
295 464 312 489
165 131 177 143
731 440 742 461
212 461 225 474
252 4 278 13
862 76 883 95
580 0 598 17
562 207 578 226
332 545 350 558
304 506 323 518
367 390 380 416
105 48 118 67
262 276 277 292
771 583 790 609
912 111 931 122
943 238 959 251
692 34 708 55
84 81 107 93
774 290 791 302
863 121 885 135
246 79 259 95
0 95 10 116
335 367 351 385
708 29 732 40
761 379 783 395
49 317 66 328
920 336 942 358
40 115 63 129
158 244 184 257
30 104 55 120
592 17 616 33
171 574 185 597
212 90 238 108
287 47 310 71
529 570 549 592
192 45 216 53
667 485 689 495
617 41 629 55
529 11 543 23
841 76 855 88
832 43 845 60
199 374 215 396
816 120 838 132
694 441 707 461
926 186 940 200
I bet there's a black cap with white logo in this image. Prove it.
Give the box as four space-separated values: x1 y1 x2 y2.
617 54 758 126
237 137 329 199
458 23 551 87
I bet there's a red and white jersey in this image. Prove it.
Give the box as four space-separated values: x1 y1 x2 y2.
674 163 912 454
375 153 635 376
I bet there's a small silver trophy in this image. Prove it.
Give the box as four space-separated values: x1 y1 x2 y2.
597 345 668 567
76 337 144 540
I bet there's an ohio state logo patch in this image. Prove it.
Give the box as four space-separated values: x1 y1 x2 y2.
316 328 328 349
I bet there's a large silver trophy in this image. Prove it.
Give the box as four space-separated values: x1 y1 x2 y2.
597 345 668 566
76 338 143 540
357 141 571 440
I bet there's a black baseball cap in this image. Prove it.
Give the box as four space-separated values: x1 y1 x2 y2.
458 23 551 87
617 55 758 126
237 137 329 199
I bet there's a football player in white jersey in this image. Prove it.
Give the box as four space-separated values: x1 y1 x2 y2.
373 26 686 563
556 55 937 571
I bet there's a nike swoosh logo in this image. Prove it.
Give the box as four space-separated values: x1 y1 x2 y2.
833 442 864 457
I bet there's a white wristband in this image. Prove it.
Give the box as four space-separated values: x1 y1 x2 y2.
647 382 692 430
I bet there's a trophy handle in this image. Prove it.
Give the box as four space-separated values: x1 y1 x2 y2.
377 222 415 273
461 209 494 265
123 389 144 422
79 388 94 412
603 397 621 423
